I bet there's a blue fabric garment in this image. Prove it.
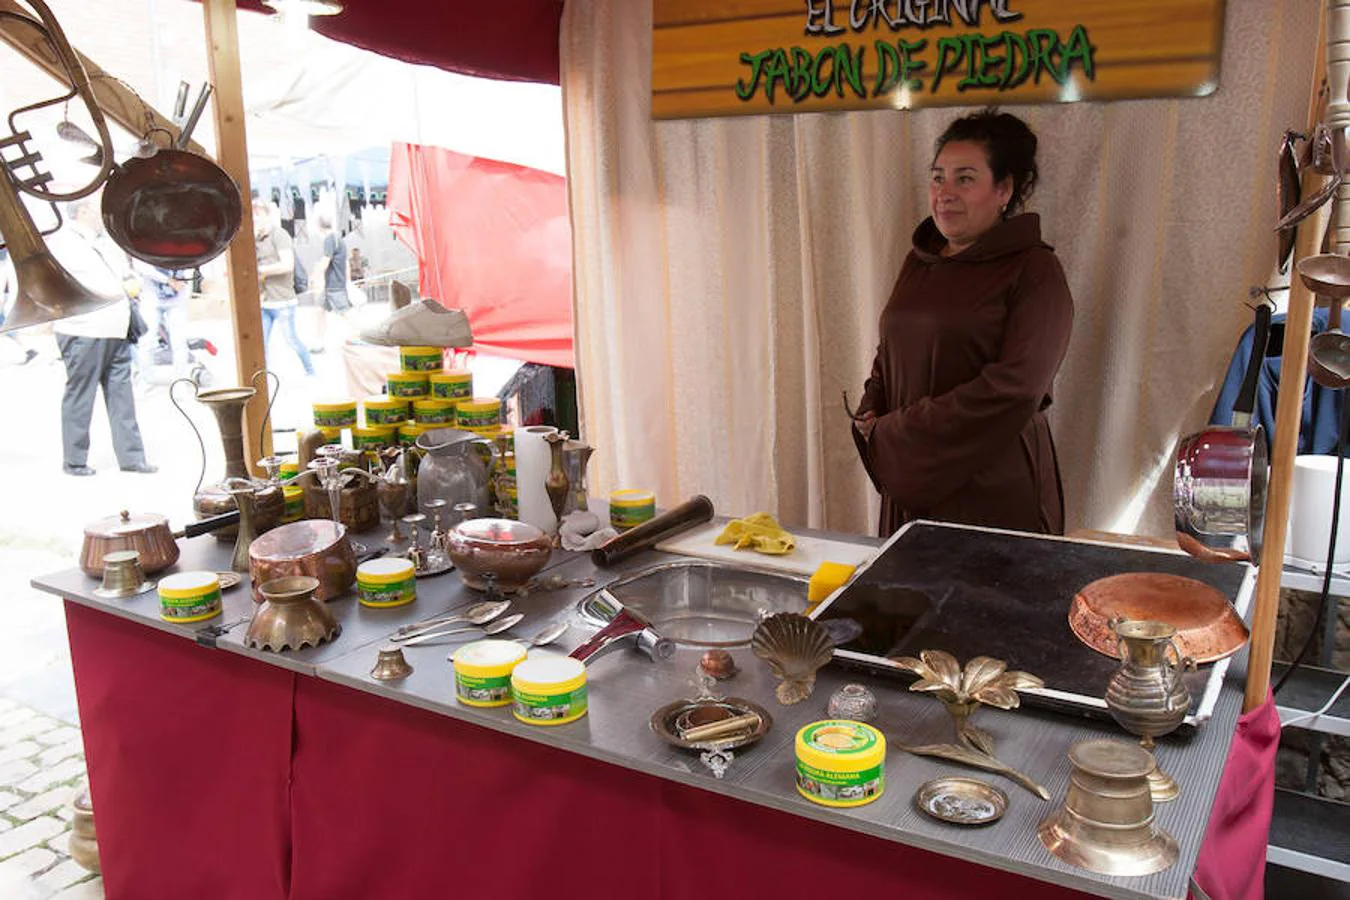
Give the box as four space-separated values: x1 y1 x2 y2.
1209 308 1343 456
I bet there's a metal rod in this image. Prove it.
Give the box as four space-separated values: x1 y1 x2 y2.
176 83 212 150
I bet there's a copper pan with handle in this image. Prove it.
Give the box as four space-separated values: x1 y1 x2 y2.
99 84 241 269
1174 302 1272 564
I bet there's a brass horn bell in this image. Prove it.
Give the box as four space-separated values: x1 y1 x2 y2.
0 180 117 333
0 0 122 333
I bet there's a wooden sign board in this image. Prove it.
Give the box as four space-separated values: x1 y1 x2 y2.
652 0 1226 120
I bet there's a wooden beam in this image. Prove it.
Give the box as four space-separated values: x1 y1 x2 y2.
0 0 205 156
202 0 270 465
1245 1 1331 713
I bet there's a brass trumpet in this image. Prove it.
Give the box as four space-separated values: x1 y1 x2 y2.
0 0 119 333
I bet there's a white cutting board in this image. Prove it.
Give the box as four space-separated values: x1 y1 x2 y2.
655 522 877 576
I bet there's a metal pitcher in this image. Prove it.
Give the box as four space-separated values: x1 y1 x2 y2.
1104 619 1195 802
413 428 493 518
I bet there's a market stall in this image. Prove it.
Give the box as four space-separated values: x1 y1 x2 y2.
4 0 1345 896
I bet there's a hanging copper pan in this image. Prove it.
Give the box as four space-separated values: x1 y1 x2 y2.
100 146 242 269
1174 303 1271 563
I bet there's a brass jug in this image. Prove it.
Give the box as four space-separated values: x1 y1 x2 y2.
171 371 284 541
1104 619 1195 802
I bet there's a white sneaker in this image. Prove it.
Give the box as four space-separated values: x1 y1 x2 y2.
359 299 473 348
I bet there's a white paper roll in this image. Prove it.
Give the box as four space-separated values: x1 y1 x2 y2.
515 425 559 533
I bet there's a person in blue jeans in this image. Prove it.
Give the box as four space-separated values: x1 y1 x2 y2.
253 197 314 376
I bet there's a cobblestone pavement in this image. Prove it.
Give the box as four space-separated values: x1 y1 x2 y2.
0 697 101 900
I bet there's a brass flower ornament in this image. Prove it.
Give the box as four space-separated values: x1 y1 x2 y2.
893 650 1043 755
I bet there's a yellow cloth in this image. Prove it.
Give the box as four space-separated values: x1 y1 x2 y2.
715 512 796 555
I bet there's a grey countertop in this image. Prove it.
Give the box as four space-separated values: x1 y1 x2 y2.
33 521 1249 900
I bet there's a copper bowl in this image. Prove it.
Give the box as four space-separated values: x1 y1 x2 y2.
1068 572 1248 664
248 520 356 603
445 517 552 592
245 576 341 652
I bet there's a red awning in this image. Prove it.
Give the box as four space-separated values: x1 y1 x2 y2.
387 143 574 368
231 1 563 85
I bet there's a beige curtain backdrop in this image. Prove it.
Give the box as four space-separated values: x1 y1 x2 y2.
560 0 1318 539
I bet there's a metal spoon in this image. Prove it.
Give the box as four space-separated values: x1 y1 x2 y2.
391 600 510 642
517 621 568 649
399 612 524 647
397 599 481 635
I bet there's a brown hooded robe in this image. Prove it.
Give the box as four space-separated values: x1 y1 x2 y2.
852 213 1073 536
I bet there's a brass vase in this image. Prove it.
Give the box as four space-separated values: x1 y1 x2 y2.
1104 619 1194 802
543 431 570 539
171 378 283 541
563 439 594 513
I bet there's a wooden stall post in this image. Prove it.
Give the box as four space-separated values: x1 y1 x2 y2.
202 0 271 462
1245 1 1336 712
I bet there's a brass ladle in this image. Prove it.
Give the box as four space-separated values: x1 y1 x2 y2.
1296 253 1350 389
390 600 510 643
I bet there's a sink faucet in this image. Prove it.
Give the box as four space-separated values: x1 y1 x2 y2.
570 592 674 665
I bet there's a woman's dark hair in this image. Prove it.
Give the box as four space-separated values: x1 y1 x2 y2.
934 108 1038 217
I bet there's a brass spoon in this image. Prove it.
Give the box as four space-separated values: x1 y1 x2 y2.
400 613 525 647
391 600 510 642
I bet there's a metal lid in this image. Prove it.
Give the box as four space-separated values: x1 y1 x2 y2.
84 510 169 539
453 518 545 547
248 519 347 562
1068 739 1154 779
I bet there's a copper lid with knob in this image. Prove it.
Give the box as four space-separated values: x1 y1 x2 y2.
80 510 179 577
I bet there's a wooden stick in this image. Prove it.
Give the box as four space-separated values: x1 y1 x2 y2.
202 0 271 465
0 0 205 156
1245 2 1332 712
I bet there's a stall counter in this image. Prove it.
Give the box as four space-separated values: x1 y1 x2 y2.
36 522 1256 900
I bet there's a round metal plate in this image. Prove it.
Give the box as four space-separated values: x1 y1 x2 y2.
92 581 155 600
650 697 772 751
914 776 1008 826
215 572 242 591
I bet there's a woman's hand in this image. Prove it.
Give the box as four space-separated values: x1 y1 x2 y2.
853 409 877 439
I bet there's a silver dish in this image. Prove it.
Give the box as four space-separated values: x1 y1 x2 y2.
650 697 773 751
915 776 1008 826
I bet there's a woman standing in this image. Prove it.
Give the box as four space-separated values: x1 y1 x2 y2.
851 109 1074 536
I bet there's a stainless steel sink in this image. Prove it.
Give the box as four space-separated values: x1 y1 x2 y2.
575 560 809 648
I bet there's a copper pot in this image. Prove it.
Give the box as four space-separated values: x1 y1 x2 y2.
1174 303 1271 563
80 509 239 577
248 520 356 603
445 517 552 592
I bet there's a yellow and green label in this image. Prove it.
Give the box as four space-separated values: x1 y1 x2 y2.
365 404 409 426
795 762 883 805
399 348 444 371
358 576 416 608
160 588 222 624
456 672 513 707
512 685 588 725
313 406 357 428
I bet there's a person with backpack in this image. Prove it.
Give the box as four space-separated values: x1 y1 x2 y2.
253 197 315 377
